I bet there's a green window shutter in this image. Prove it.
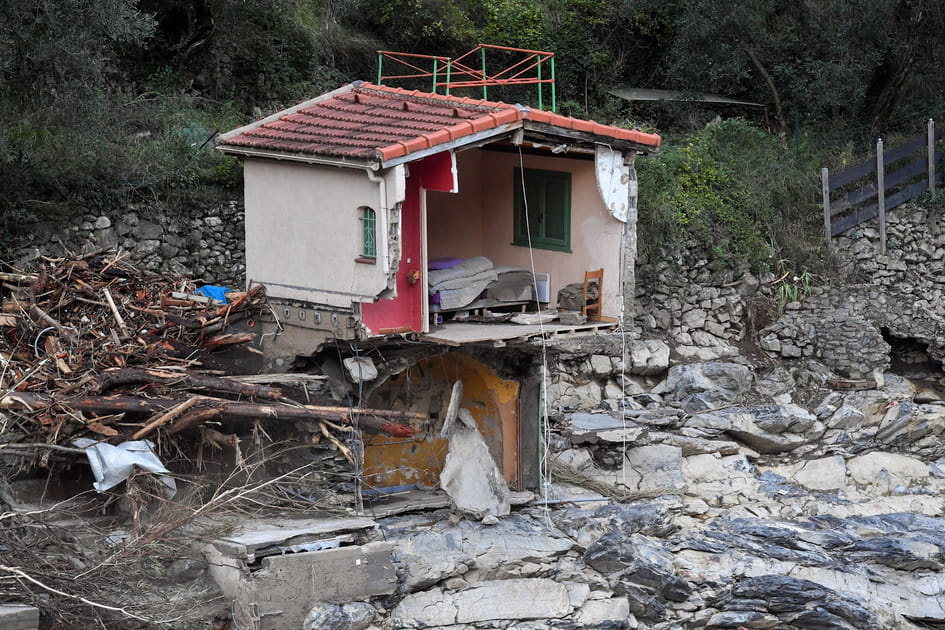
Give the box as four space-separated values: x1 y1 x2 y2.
513 168 571 252
361 206 376 259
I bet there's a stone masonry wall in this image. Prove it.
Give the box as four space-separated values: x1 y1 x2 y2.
759 203 945 377
14 202 246 287
632 241 767 362
15 198 944 385
624 202 945 383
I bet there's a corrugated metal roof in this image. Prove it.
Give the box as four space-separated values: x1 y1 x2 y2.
218 81 661 163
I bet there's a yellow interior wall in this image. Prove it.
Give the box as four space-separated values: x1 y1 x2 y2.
362 353 520 490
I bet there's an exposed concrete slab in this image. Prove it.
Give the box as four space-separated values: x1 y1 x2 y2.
223 543 396 630
0 604 39 630
211 516 376 561
203 516 395 630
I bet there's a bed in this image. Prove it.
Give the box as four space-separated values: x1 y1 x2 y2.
428 257 536 313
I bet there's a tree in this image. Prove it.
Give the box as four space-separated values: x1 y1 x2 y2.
664 0 945 134
0 0 155 197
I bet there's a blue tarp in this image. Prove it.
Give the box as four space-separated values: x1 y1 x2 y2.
195 285 232 304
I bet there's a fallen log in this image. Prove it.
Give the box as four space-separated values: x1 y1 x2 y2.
0 392 418 438
95 367 283 400
0 272 38 284
203 332 256 349
131 395 206 440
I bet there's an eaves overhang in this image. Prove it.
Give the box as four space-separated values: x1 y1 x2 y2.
218 145 379 171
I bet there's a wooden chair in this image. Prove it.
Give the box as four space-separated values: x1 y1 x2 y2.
582 268 603 320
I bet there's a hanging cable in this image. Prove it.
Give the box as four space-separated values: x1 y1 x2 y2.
517 147 554 522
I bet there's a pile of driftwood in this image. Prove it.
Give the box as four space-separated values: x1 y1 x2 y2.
0 251 416 470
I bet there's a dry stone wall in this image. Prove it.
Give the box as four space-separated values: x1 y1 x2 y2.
14 202 245 287
17 197 943 389
630 202 945 383
759 203 945 377
633 245 753 362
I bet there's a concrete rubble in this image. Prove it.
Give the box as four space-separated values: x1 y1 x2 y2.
176 334 945 629
439 408 511 520
5 202 945 629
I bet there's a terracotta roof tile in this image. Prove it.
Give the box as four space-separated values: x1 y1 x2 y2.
218 81 660 162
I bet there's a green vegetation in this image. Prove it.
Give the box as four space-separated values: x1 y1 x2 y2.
774 266 815 312
638 119 821 272
1 0 943 267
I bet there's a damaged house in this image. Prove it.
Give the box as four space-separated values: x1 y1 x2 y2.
216 80 660 496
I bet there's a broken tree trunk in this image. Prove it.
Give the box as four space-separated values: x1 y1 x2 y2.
0 392 418 437
95 367 284 400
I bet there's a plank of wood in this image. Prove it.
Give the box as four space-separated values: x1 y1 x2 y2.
886 179 929 210
883 132 926 165
831 204 879 236
229 373 327 384
884 155 928 189
828 159 876 191
830 182 878 217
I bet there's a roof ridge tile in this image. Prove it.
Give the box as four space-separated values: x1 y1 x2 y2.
218 81 660 161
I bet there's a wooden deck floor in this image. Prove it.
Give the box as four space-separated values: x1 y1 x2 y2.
420 320 617 346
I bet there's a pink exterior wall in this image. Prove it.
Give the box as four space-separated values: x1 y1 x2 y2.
243 159 391 308
426 149 624 317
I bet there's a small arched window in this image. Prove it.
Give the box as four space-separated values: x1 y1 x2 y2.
359 206 376 261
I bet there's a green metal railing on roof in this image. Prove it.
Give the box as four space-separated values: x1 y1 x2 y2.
376 44 557 113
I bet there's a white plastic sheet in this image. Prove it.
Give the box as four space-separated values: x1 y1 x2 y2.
72 438 177 498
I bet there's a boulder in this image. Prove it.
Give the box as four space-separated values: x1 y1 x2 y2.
574 597 632 627
440 408 511 519
303 603 375 630
453 515 573 572
552 501 678 548
706 610 782 628
389 589 457 628
844 536 943 571
612 581 666 621
714 575 874 630
754 366 796 399
589 354 614 376
653 362 753 411
391 579 574 627
826 405 866 430
684 408 811 453
682 454 763 508
454 579 573 623
763 455 848 492
391 530 475 591
628 339 671 375
584 532 691 603
621 444 687 494
846 451 929 491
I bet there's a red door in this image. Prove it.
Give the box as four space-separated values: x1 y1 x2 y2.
361 152 456 335
361 175 423 335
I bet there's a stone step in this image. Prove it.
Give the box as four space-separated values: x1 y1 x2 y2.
0 604 39 630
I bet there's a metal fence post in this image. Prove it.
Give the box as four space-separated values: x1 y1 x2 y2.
877 138 886 255
821 167 832 251
930 118 936 195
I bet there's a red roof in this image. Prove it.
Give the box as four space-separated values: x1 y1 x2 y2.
218 82 661 163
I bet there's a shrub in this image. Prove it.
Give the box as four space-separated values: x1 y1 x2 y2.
638 118 822 272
